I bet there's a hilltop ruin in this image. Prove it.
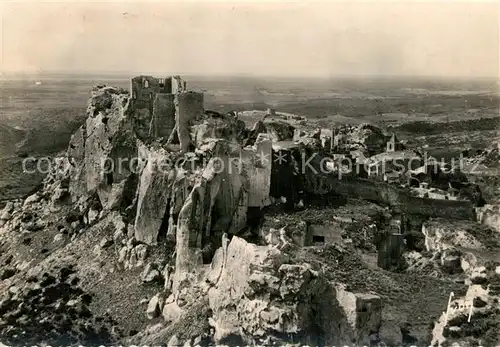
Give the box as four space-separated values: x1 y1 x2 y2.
0 76 499 346
129 75 204 152
66 76 487 285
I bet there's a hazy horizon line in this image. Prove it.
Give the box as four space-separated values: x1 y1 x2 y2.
1 69 499 82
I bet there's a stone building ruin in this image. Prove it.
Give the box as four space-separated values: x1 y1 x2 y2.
129 75 204 151
386 134 396 152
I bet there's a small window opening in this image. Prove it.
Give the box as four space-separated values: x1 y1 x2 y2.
312 235 325 243
144 80 149 88
105 172 114 185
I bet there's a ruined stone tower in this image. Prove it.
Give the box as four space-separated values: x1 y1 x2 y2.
129 75 204 151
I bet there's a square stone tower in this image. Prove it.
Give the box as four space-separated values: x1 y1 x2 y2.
129 75 203 145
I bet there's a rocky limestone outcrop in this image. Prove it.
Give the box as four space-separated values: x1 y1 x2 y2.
335 123 389 155
202 236 381 345
422 219 484 252
134 147 177 245
476 204 500 233
133 111 274 248
335 284 383 345
66 86 138 212
173 141 249 289
191 112 246 147
241 112 303 147
420 218 500 276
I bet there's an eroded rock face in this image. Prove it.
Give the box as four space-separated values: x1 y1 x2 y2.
420 219 500 275
422 219 484 252
204 236 381 346
261 121 295 142
337 123 389 155
86 100 136 207
191 112 246 147
243 117 296 146
67 125 87 202
476 204 500 233
244 134 272 208
174 142 248 286
66 86 138 211
134 148 176 245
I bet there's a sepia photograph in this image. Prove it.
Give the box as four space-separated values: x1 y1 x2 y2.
0 0 499 346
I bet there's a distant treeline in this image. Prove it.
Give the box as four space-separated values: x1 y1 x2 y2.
390 117 500 135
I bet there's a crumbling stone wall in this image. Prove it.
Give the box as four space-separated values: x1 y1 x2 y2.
152 94 176 138
172 76 187 94
404 195 475 220
129 75 189 141
130 76 173 107
175 92 204 152
306 223 343 245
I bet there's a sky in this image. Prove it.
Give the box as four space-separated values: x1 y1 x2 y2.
1 1 499 78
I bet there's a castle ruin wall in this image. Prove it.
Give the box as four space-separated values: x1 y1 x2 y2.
175 91 204 152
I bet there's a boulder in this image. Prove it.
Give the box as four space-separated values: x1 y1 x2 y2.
124 244 149 270
118 246 128 264
2 202 14 214
1 211 11 221
141 263 161 283
23 194 40 207
135 244 148 264
99 237 112 248
88 209 99 224
146 294 161 319
168 334 181 347
162 297 182 324
162 265 173 291
53 234 65 243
